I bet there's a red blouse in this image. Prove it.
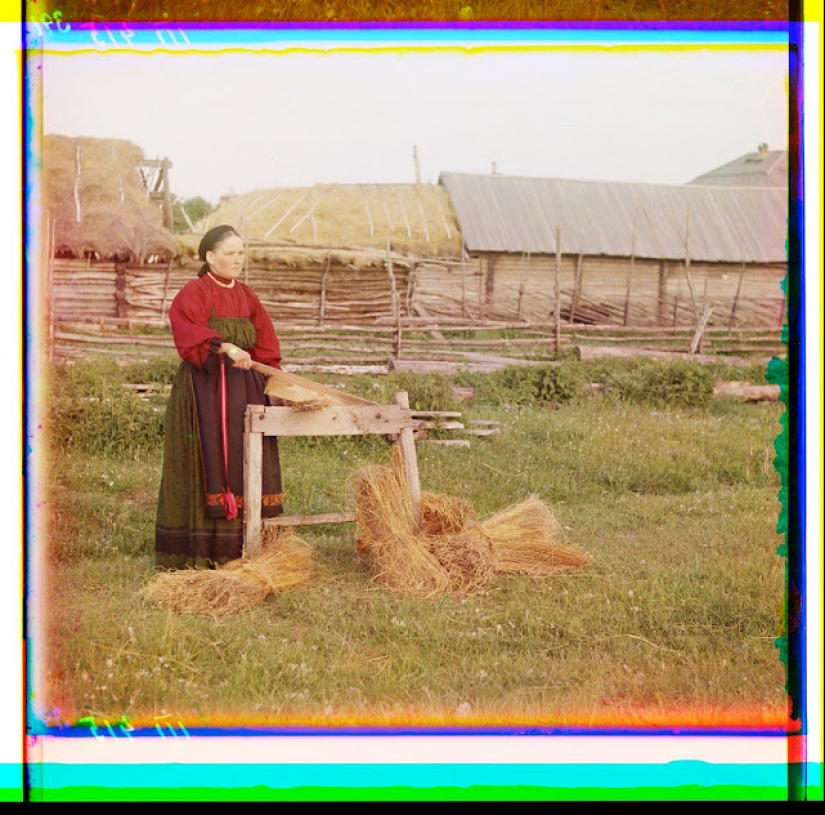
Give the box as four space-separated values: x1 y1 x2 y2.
168 275 282 370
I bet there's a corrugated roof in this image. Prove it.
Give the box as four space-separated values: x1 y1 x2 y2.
439 172 787 264
687 147 788 188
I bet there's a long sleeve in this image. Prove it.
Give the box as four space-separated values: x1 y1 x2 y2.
243 284 282 369
168 279 223 368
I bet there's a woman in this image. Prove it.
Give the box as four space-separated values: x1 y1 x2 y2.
154 224 284 569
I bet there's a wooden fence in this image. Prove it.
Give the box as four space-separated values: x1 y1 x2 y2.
48 252 786 334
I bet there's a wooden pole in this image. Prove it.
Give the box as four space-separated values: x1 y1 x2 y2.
161 158 174 232
729 263 745 334
319 245 332 327
179 202 196 233
517 252 527 321
684 204 698 319
386 238 401 359
571 253 583 324
690 303 715 354
461 249 469 319
623 220 636 326
242 405 264 557
159 259 173 320
554 225 561 352
392 391 422 529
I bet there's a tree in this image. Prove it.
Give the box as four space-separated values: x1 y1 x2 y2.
172 196 215 233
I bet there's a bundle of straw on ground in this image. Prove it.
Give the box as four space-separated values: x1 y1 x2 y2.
481 494 593 576
418 492 497 595
142 528 315 618
353 451 590 597
354 459 453 598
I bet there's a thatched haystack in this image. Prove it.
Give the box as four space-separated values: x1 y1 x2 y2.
198 183 463 260
43 135 179 262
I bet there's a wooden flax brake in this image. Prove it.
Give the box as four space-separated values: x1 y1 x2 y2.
243 362 422 556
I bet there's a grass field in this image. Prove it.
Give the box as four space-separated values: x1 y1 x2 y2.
31 354 788 732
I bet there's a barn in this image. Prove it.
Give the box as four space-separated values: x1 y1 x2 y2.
438 166 788 330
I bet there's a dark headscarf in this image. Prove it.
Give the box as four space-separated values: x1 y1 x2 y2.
197 224 241 276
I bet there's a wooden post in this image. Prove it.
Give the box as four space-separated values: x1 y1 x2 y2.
623 220 636 326
484 255 496 319
319 246 332 327
159 259 173 320
517 252 527 321
386 238 401 359
161 158 174 232
392 391 422 528
571 253 583 324
690 303 715 354
461 250 469 320
554 225 561 352
180 201 196 233
243 405 264 557
729 263 745 334
406 261 417 318
684 204 698 319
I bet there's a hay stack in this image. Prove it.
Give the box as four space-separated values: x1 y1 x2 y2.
143 528 314 618
353 452 588 597
44 134 179 261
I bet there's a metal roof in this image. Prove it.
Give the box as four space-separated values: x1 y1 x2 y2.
687 147 788 188
439 172 787 264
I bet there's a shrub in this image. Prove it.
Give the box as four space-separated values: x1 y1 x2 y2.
456 363 584 406
603 360 715 409
48 358 167 457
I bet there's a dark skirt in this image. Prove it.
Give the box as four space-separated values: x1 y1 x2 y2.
154 359 283 569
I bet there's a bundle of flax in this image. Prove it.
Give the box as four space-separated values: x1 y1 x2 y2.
481 494 592 576
143 527 314 618
353 450 589 598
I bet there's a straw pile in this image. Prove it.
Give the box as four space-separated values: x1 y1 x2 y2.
44 134 179 261
483 494 592 575
353 451 590 598
143 528 314 618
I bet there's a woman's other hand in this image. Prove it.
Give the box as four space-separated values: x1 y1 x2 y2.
220 343 253 370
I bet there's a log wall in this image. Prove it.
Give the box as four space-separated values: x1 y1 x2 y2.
48 253 787 331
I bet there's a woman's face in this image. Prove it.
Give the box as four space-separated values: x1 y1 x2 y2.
207 234 245 279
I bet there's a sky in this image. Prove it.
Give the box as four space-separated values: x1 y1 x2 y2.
38 38 789 205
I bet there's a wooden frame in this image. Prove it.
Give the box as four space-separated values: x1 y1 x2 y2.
242 391 421 556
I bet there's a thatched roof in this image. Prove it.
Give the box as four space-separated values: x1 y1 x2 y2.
43 135 179 261
199 183 463 260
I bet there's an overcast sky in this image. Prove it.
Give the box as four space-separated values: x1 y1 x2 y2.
39 40 788 204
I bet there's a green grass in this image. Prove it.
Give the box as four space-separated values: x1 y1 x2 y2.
34 356 787 731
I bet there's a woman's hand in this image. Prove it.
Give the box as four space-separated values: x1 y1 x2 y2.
220 342 253 370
